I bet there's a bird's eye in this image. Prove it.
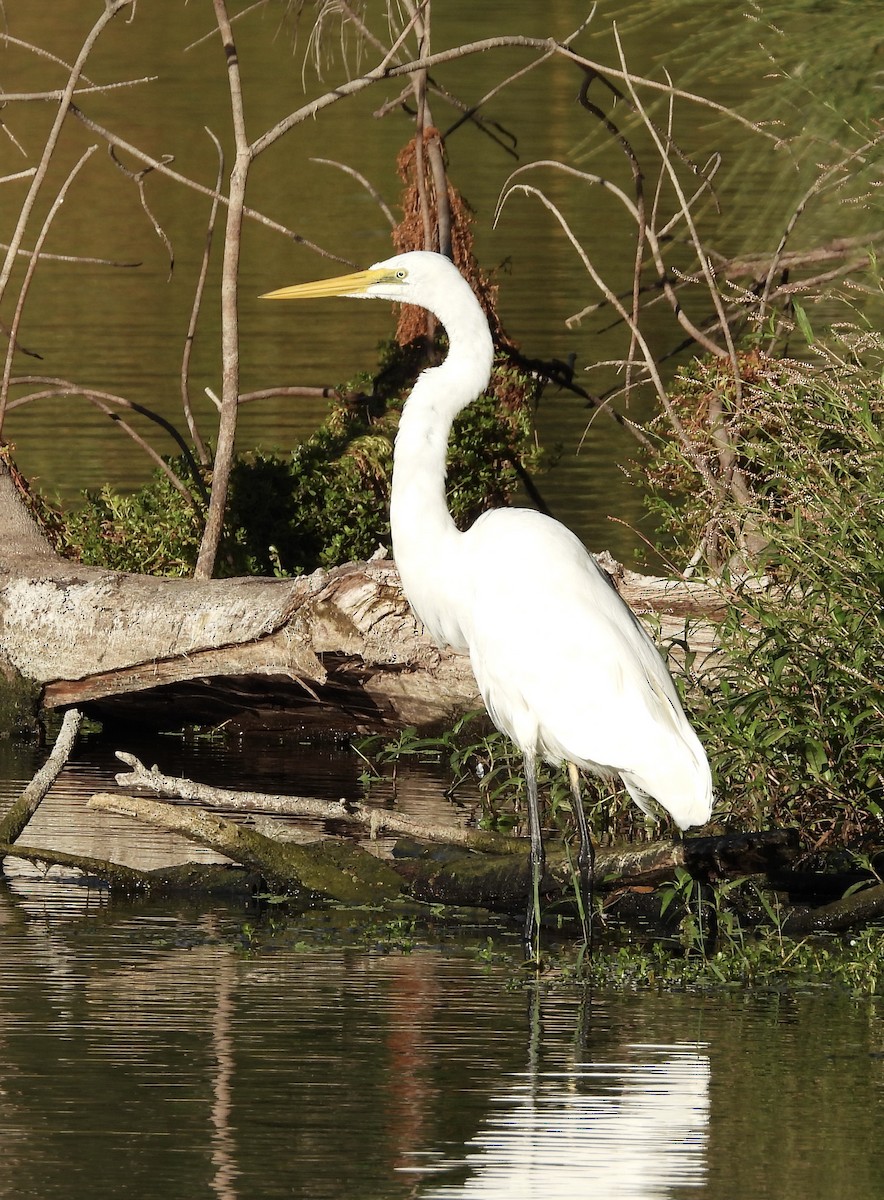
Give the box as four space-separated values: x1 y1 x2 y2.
395 269 407 280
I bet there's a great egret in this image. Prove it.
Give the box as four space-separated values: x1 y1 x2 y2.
262 250 713 956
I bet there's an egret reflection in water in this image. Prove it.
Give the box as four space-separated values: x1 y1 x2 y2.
414 1044 710 1199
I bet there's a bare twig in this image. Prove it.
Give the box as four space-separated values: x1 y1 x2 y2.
0 2 135 307
112 751 525 855
68 105 352 264
249 34 769 160
498 181 720 500
108 147 176 278
181 128 225 465
311 157 396 227
8 379 207 508
2 78 158 103
759 133 884 317
238 385 340 404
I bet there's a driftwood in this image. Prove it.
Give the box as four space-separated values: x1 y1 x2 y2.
0 456 723 735
89 785 798 918
87 758 804 923
112 751 528 854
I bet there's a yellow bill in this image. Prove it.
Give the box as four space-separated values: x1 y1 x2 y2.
260 266 394 301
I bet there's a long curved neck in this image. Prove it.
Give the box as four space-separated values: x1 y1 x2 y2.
389 285 494 647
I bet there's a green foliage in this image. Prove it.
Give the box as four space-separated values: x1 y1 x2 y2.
60 471 206 577
650 332 884 842
49 347 541 579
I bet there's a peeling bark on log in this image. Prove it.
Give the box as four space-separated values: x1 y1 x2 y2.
0 456 723 734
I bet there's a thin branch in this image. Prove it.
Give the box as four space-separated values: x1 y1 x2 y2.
111 752 525 856
238 385 340 404
0 2 135 306
497 181 720 499
251 34 770 159
68 105 353 265
195 0 253 580
500 159 727 358
1 76 158 102
0 709 83 849
0 31 96 85
0 169 38 185
759 132 884 316
108 147 175 278
8 379 207 509
0 241 141 268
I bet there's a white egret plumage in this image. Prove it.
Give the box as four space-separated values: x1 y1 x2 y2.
262 250 713 956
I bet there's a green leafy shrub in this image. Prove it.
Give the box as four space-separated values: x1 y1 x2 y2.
651 332 884 843
61 470 207 577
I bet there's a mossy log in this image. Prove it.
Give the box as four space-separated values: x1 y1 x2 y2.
86 783 804 921
780 882 884 936
88 791 403 904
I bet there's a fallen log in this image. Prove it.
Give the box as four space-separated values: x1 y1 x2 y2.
780 882 884 937
0 455 724 734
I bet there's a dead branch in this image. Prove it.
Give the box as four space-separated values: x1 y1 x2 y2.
781 882 884 937
8 379 206 507
112 751 526 855
195 0 253 579
181 128 224 465
0 147 98 423
0 2 135 310
0 708 83 848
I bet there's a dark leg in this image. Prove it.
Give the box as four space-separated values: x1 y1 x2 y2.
568 762 594 954
523 750 545 963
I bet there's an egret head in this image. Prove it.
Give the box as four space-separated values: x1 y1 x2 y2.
260 250 471 313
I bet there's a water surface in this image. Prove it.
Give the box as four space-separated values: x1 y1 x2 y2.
0 880 882 1200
